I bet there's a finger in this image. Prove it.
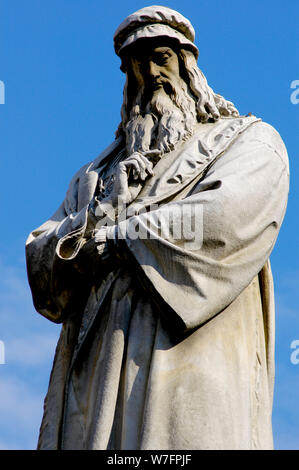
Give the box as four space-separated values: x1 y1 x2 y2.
131 156 147 180
137 154 154 177
129 155 153 180
130 160 141 179
127 158 147 180
120 160 138 179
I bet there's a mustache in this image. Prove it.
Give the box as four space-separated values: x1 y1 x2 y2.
139 82 190 117
141 79 177 106
124 79 197 156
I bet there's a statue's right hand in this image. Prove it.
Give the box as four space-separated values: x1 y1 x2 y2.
121 152 154 181
109 152 154 206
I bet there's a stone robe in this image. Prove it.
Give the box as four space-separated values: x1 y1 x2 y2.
26 116 289 450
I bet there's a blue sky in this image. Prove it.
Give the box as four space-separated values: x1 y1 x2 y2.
0 0 298 450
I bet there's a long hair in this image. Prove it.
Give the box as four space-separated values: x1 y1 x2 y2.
178 49 239 122
116 46 239 138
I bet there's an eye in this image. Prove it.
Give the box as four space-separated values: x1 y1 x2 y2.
154 54 170 66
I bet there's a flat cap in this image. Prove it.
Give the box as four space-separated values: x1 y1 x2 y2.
114 5 199 58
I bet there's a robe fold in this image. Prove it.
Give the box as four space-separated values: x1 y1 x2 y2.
26 116 289 450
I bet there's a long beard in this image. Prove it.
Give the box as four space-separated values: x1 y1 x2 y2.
124 79 197 156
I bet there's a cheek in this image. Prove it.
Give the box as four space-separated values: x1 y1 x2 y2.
163 68 180 84
165 57 180 79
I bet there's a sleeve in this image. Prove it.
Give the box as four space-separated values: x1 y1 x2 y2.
25 155 103 324
26 139 124 323
25 201 93 323
108 122 289 332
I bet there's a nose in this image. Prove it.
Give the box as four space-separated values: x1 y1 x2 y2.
147 60 160 80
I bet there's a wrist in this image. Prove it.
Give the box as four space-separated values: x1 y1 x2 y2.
93 227 108 244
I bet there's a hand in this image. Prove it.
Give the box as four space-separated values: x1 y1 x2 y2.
79 227 110 268
124 152 154 181
109 152 154 207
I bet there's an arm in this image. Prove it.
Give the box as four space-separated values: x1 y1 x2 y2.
26 201 93 323
26 152 154 323
107 122 289 332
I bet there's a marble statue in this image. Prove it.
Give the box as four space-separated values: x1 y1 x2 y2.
26 6 289 450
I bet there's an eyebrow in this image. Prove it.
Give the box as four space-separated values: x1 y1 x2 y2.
132 47 174 61
152 48 172 55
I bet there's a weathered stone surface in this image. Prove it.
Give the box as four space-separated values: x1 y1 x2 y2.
26 6 289 450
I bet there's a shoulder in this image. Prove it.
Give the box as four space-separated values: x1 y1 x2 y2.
206 117 290 199
239 119 289 175
64 138 123 213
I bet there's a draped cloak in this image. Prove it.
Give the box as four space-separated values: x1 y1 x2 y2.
26 116 289 450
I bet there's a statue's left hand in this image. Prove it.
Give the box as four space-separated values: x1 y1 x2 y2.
77 227 112 277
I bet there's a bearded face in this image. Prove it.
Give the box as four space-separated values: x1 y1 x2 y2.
121 44 198 156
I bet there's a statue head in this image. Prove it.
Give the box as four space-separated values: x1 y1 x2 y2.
113 6 239 155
